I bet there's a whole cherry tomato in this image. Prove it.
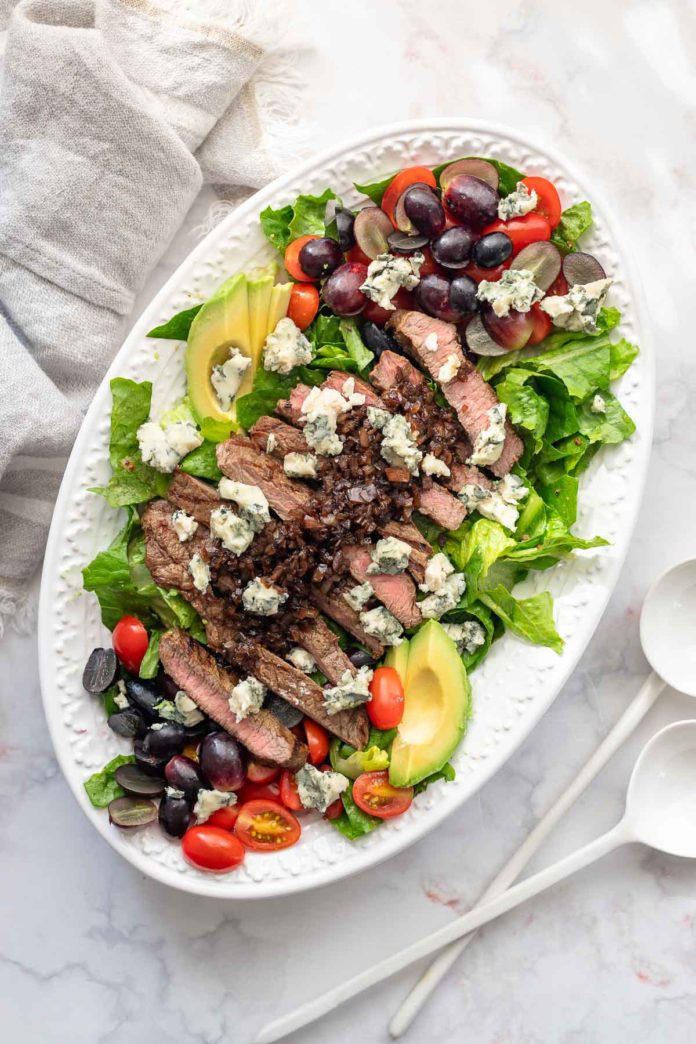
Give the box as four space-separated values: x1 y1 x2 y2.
367 667 405 730
182 825 245 872
112 615 149 674
287 283 320 329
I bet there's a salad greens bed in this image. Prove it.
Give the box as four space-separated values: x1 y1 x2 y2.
81 153 638 844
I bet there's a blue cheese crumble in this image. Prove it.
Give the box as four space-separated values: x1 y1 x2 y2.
194 789 237 824
359 605 404 645
591 393 607 413
367 536 412 575
283 452 318 479
477 268 544 317
171 509 198 542
360 252 423 310
188 552 210 593
323 666 373 715
419 572 467 619
155 690 205 727
300 383 366 457
209 506 255 555
458 473 528 531
380 413 423 474
443 620 487 655
468 404 507 467
263 317 313 374
211 348 251 411
296 763 349 813
242 577 287 615
137 419 203 473
498 181 538 221
218 479 270 532
419 552 455 594
343 581 374 612
539 278 612 334
228 675 267 720
366 406 391 430
437 354 461 384
286 647 317 673
422 453 451 478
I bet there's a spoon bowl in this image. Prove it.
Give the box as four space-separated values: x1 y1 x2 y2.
626 719 696 857
640 559 696 697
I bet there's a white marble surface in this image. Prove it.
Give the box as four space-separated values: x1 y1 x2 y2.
3 1 696 1041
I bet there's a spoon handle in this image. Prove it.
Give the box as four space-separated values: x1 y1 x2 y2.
389 670 665 1037
254 821 632 1044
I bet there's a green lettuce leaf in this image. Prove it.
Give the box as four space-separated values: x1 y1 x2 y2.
538 474 578 528
84 754 135 808
353 174 393 206
431 157 525 196
179 440 222 481
609 339 640 381
480 585 564 654
139 630 163 679
495 370 549 451
444 518 515 598
258 203 294 252
413 762 456 795
577 392 636 444
235 365 323 431
331 785 382 840
260 189 340 252
550 201 593 253
147 304 202 340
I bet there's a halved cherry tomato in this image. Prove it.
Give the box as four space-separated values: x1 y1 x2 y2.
482 213 551 255
112 615 149 674
319 764 344 820
521 176 562 229
182 825 245 872
463 258 511 284
545 271 569 297
527 303 553 346
367 667 405 730
362 287 414 326
304 720 330 766
416 246 444 278
279 769 303 811
287 283 320 329
346 243 372 267
352 771 413 819
206 805 240 830
236 780 280 805
382 166 437 227
246 760 281 785
234 799 301 851
284 235 319 281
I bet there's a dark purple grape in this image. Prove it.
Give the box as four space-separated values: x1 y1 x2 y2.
387 230 429 254
465 314 509 356
199 732 246 792
133 738 168 776
321 262 368 316
158 790 192 838
83 648 118 694
165 754 205 801
299 237 343 279
125 678 160 718
108 797 158 829
348 649 377 669
115 763 165 798
431 227 475 269
361 320 400 358
443 174 498 231
157 671 180 701
107 708 147 739
472 232 513 269
143 722 188 759
562 250 605 286
354 207 393 258
481 304 535 350
415 274 460 323
403 185 446 238
334 208 356 252
263 693 304 729
449 274 479 316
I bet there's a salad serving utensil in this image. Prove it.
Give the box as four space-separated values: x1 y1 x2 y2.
389 557 696 1036
255 560 696 1044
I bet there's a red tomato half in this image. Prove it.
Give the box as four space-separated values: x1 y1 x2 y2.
304 720 330 766
367 667 404 730
279 769 303 811
182 826 245 872
545 271 569 297
362 287 415 326
237 780 280 805
284 235 318 281
206 805 240 831
463 259 511 284
352 771 413 820
345 244 373 267
527 303 553 347
246 760 281 785
234 800 301 851
416 246 443 278
482 213 551 255
287 283 320 329
112 615 149 674
382 167 437 227
521 176 562 229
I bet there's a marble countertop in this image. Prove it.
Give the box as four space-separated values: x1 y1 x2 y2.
3 1 696 1041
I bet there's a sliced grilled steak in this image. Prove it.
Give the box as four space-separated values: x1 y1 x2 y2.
341 544 422 629
418 484 467 530
216 436 312 519
167 470 222 525
225 640 369 749
387 310 523 476
289 615 357 685
276 384 311 425
142 500 224 622
380 519 431 584
310 587 384 658
321 370 382 405
249 416 310 458
159 630 307 770
448 462 495 494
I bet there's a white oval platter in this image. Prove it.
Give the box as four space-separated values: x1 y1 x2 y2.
39 119 653 899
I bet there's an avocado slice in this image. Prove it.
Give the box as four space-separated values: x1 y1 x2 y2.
384 640 409 687
267 282 293 333
186 272 251 426
389 621 471 788
247 263 277 377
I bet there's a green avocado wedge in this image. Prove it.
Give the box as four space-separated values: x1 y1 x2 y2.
388 621 471 788
384 640 409 687
186 272 251 426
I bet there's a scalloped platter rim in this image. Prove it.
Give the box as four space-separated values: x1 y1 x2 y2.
38 119 653 899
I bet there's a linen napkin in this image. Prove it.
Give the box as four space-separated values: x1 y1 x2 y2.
0 0 308 633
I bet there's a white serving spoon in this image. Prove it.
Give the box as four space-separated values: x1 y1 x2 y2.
389 556 696 1036
255 719 696 1044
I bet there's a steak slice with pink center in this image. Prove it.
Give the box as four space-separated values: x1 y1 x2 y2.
216 436 311 520
310 588 385 659
289 615 357 686
341 544 422 629
249 416 310 457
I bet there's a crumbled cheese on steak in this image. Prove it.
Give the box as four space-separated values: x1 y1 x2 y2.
171 509 198 542
468 404 507 467
283 452 318 479
421 453 451 478
242 578 287 615
366 406 391 430
367 536 412 575
343 581 374 612
458 473 528 530
323 666 373 715
286 647 317 673
228 675 267 720
437 355 461 384
300 384 366 457
218 479 270 532
209 506 255 555
188 553 210 593
380 413 423 474
359 605 404 645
